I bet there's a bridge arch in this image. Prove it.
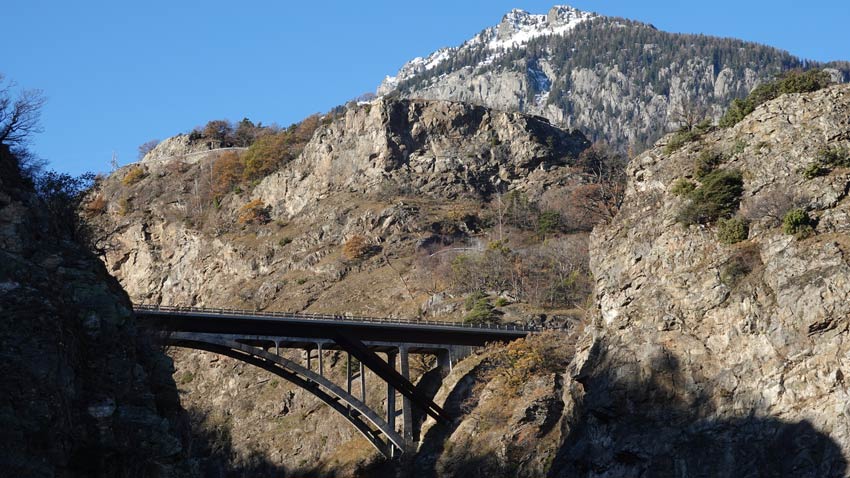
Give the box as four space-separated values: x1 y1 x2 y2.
166 332 406 458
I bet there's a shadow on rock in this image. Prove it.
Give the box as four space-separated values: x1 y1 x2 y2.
187 408 297 478
406 358 492 476
547 340 848 478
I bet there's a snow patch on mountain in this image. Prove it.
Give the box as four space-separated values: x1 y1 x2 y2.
527 61 552 106
378 5 596 95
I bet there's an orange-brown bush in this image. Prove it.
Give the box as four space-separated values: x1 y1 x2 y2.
242 132 291 181
212 150 244 198
487 330 575 394
84 194 107 215
237 199 270 225
242 116 322 182
121 165 146 186
342 235 370 260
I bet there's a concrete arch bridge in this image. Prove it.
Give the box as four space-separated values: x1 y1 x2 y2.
135 305 541 458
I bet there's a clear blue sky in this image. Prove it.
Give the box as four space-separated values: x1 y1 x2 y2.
6 0 849 175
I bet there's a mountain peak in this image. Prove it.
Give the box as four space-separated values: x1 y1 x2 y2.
378 5 597 95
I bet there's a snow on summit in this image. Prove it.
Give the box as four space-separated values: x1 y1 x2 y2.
379 5 597 94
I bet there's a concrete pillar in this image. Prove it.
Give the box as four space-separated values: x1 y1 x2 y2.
359 360 366 402
275 341 280 356
346 352 352 412
318 343 324 377
386 350 397 433
399 345 413 442
306 347 312 371
437 349 452 376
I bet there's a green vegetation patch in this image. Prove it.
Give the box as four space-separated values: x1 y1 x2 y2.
802 146 850 179
664 120 713 154
677 169 744 225
695 149 725 179
720 69 834 128
716 217 749 244
782 208 814 237
670 178 697 197
463 292 500 325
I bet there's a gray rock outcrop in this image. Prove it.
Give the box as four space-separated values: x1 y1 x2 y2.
569 83 850 476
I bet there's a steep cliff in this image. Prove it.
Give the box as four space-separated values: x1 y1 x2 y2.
404 78 850 478
89 98 590 314
0 147 191 476
568 83 850 476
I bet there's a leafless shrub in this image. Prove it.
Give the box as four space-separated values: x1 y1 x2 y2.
740 190 807 228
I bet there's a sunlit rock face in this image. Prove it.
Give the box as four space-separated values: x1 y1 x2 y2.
580 84 850 477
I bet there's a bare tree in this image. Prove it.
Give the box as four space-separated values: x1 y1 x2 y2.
0 74 46 147
571 142 628 225
671 99 709 132
740 190 807 228
137 139 159 160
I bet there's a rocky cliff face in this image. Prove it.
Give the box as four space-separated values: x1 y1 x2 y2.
84 85 850 476
381 6 849 152
90 98 589 311
0 147 191 476
85 98 592 475
570 83 850 476
396 86 850 477
255 98 589 217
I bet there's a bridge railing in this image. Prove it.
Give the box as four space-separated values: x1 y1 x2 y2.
133 304 545 332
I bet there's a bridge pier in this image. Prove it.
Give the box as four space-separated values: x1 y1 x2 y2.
437 349 451 375
346 351 352 410
399 345 413 443
318 342 324 376
386 350 397 435
360 360 366 402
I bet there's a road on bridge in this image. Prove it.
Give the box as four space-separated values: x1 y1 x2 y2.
134 304 542 347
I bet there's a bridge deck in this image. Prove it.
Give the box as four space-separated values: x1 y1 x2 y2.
135 305 541 347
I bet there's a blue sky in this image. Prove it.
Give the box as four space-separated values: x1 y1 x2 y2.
5 0 849 175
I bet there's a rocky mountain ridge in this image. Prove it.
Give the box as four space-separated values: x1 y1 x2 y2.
574 83 850 476
379 6 597 94
379 5 850 152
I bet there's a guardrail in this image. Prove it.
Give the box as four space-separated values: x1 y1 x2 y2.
133 304 544 333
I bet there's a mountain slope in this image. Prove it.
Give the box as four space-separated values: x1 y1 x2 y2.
82 85 850 476
84 98 596 474
380 5 849 151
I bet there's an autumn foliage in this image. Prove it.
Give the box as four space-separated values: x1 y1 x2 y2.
342 235 370 260
121 166 146 186
242 114 322 182
212 151 244 198
237 199 270 225
487 330 575 394
84 194 108 215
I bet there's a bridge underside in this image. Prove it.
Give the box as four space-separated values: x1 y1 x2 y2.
138 306 535 459
164 331 467 458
